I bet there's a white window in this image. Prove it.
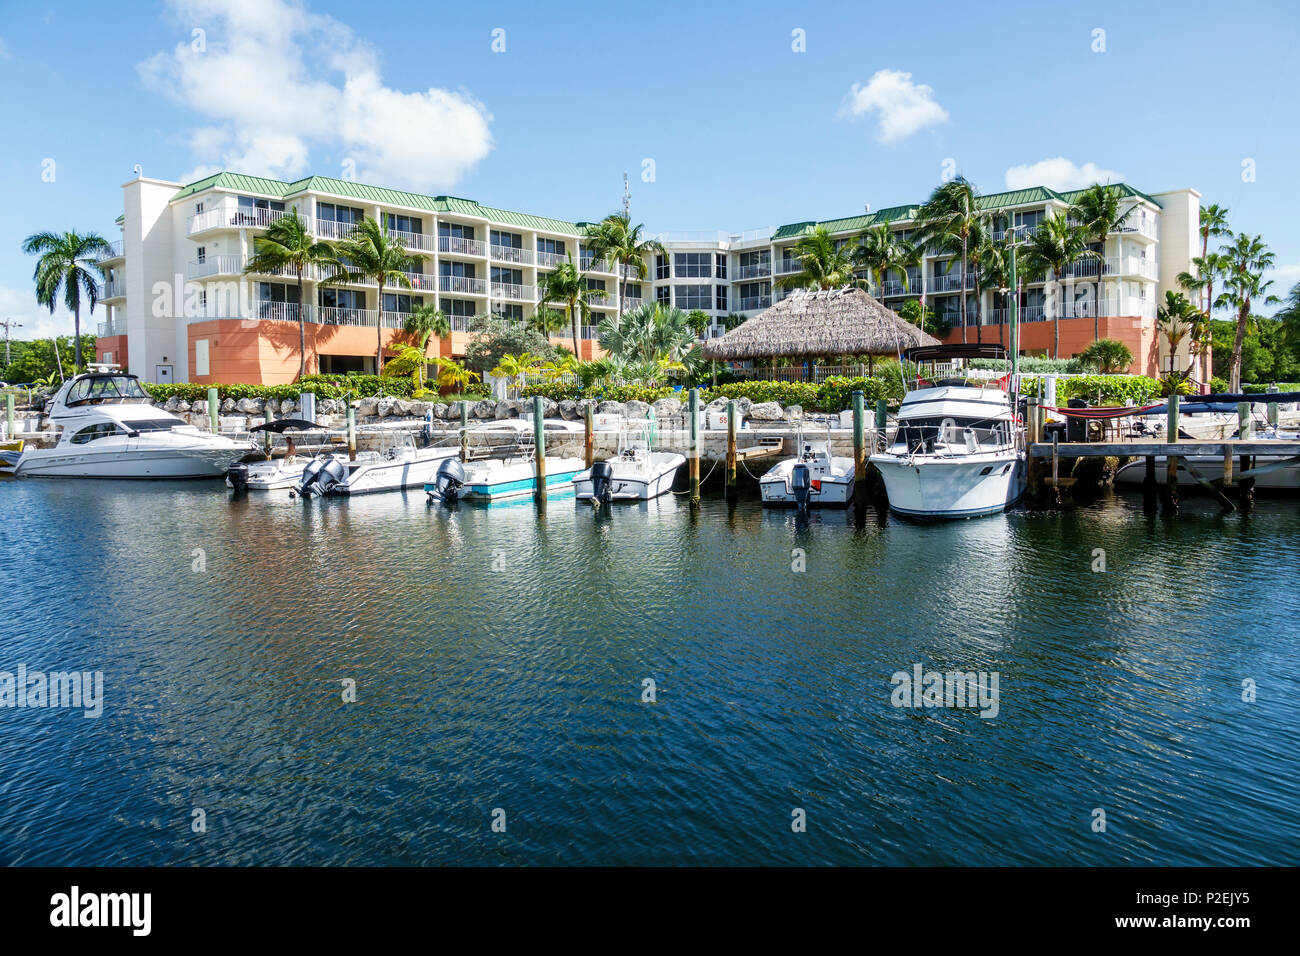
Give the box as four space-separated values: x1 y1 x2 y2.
102 351 114 364
195 339 210 377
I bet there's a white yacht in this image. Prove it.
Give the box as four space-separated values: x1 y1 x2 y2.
870 346 1026 519
759 423 855 509
13 367 251 479
573 421 684 504
426 419 586 503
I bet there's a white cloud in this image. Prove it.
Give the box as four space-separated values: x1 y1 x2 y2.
1004 157 1125 192
0 284 91 343
1267 262 1300 292
839 70 949 143
138 0 493 190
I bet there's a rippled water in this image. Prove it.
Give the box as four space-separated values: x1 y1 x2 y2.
1 478 1298 865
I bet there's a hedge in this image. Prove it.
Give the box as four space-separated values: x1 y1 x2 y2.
140 373 484 403
1023 375 1162 406
520 382 676 404
704 376 888 413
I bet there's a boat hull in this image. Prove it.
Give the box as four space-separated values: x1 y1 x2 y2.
573 455 683 501
328 449 459 495
14 443 241 478
870 453 1026 519
429 457 586 501
759 456 856 508
1114 455 1300 492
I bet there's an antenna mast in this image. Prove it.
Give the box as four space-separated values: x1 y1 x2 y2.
622 172 630 218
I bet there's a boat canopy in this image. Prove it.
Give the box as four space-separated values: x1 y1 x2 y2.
250 418 322 433
903 343 1009 363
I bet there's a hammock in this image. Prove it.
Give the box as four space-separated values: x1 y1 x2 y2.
1042 403 1164 420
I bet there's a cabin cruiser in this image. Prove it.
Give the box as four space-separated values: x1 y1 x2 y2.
759 422 855 509
427 419 585 503
13 366 251 478
291 426 459 497
870 345 1026 519
573 421 684 504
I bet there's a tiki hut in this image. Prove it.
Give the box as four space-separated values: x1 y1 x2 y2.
701 286 939 375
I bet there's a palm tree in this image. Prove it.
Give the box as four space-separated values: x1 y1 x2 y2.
854 224 920 298
583 212 665 310
22 230 113 370
1068 184 1133 343
244 209 338 379
774 226 861 291
322 217 414 375
490 352 538 398
1076 338 1134 374
1156 291 1198 374
402 303 450 351
1215 232 1279 391
975 232 1016 349
914 177 982 340
1177 205 1232 384
536 254 596 356
433 356 480 392
597 302 695 365
1017 213 1099 358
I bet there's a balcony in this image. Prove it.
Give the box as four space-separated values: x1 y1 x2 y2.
491 244 534 266
491 282 534 302
1115 211 1159 241
438 235 486 257
189 206 287 235
252 301 308 324
1061 255 1159 281
734 262 772 280
397 271 438 294
314 217 360 241
535 250 571 269
96 240 124 263
983 306 1047 323
100 278 126 300
774 259 802 276
737 296 771 311
97 320 122 337
621 263 644 280
587 293 616 309
580 257 612 273
439 275 486 295
384 228 435 253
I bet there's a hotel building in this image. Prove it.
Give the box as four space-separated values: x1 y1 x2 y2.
94 172 1200 384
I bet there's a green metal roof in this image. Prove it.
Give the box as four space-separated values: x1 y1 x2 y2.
114 214 124 225
170 171 589 235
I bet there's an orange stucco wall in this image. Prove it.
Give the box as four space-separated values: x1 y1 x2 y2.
942 315 1160 376
95 335 129 372
186 319 604 385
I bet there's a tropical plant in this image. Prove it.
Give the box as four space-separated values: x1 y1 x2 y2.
490 352 538 398
914 177 982 341
463 314 556 377
402 303 450 351
1068 184 1133 343
975 230 1018 349
583 212 665 309
1215 232 1279 391
1157 371 1195 397
321 217 414 375
1017 213 1099 358
854 224 920 298
384 344 435 391
22 230 113 370
1156 291 1200 375
1177 204 1232 382
685 309 711 338
596 302 695 365
536 254 597 356
433 356 479 392
1075 338 1134 374
773 226 861 291
244 209 338 379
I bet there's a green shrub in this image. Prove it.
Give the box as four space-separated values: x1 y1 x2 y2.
143 373 415 403
702 376 888 413
1053 375 1161 406
520 381 675 404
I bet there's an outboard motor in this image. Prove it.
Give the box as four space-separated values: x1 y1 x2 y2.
589 460 615 506
430 458 467 504
791 462 812 510
227 462 249 495
295 456 347 498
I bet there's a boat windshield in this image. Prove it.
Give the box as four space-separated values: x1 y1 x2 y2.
65 375 152 406
892 416 1013 455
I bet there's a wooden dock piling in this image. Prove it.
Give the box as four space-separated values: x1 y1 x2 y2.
688 388 701 507
874 398 887 452
533 396 547 502
6 393 15 440
725 399 738 503
346 404 357 461
207 387 219 435
1238 402 1253 440
584 403 594 469
459 401 470 463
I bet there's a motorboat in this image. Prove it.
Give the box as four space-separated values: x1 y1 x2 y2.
292 427 459 497
426 419 585 503
227 418 346 490
759 422 855 509
573 420 684 504
1113 424 1300 492
870 345 1026 519
12 366 251 479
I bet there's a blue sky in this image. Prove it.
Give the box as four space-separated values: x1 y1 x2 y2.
2 0 1298 337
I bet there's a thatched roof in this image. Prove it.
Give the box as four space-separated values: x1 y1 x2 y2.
701 287 939 361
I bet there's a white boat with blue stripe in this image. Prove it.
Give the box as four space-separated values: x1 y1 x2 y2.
426 419 586 504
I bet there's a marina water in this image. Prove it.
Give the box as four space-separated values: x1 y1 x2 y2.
2 481 1297 865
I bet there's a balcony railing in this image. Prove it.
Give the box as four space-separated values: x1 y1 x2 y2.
737 296 771 311
100 279 126 299
97 320 122 337
734 262 772 280
491 282 534 302
579 257 612 273
438 235 486 257
397 271 438 293
439 275 486 295
491 244 534 265
96 240 124 262
189 206 288 235
983 306 1047 324
621 263 644 280
314 217 360 241
384 227 435 252
535 250 571 269
774 259 802 276
1061 255 1159 281
251 301 307 324
587 293 615 309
